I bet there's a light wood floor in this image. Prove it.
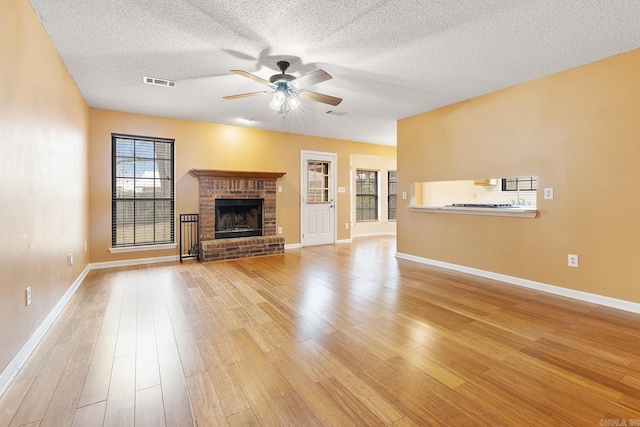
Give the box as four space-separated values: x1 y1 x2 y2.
2 236 640 426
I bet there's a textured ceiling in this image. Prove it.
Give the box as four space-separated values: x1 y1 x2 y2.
29 0 640 145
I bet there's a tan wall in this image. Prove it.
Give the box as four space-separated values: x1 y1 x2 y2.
88 109 396 262
0 0 89 375
350 154 397 236
398 48 640 304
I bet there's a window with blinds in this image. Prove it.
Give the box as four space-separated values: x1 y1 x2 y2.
356 170 378 221
388 171 397 221
501 176 537 192
112 134 175 247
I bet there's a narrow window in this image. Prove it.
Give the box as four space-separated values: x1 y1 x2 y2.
388 171 397 221
112 134 175 247
356 170 378 221
307 160 331 203
501 176 537 192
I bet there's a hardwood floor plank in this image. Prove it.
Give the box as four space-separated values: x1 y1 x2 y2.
170 317 206 377
71 401 106 427
0 378 34 427
355 366 440 425
316 376 386 426
134 385 166 427
157 345 194 427
191 273 244 331
227 408 259 427
229 307 278 352
481 358 626 424
314 330 386 374
274 391 325 427
256 301 311 343
230 329 293 398
136 328 160 391
185 372 228 427
228 359 293 426
9 342 75 426
77 332 117 407
14 321 67 381
65 326 100 371
423 398 488 426
40 366 88 427
103 353 136 426
266 348 355 426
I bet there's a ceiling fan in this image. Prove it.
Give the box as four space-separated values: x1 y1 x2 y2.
223 61 342 115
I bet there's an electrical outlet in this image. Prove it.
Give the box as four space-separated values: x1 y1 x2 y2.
568 254 578 268
278 185 282 192
402 191 407 200
67 253 73 266
345 223 349 229
277 227 282 234
26 287 31 306
544 188 554 200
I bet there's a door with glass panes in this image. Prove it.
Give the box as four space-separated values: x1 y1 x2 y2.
301 151 336 246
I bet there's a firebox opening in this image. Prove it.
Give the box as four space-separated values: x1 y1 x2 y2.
215 198 263 239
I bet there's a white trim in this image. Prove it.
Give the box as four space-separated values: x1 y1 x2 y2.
408 205 537 218
90 255 179 270
0 265 91 397
285 243 302 250
337 239 353 244
108 243 177 254
395 252 640 314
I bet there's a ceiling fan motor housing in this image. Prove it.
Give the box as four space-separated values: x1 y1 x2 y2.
270 61 296 84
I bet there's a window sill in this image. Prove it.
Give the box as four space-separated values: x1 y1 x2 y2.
109 243 177 254
408 205 537 218
355 221 381 226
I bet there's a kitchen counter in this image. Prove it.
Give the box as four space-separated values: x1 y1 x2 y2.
408 205 538 218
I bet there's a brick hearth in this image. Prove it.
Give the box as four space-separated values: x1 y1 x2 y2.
190 169 286 262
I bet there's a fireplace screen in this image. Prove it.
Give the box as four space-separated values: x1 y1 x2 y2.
215 198 263 239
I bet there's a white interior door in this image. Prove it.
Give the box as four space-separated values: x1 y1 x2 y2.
301 151 336 247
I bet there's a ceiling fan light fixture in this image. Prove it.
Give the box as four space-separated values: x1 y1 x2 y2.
269 90 286 111
288 93 301 110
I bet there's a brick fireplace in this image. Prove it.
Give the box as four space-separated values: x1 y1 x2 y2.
190 169 286 262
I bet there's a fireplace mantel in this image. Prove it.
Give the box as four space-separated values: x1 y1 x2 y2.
190 169 286 180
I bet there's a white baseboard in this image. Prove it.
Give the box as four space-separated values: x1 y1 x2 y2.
337 239 353 244
395 252 640 315
285 243 302 250
0 265 91 397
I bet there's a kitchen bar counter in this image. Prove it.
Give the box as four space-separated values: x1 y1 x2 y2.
408 205 538 218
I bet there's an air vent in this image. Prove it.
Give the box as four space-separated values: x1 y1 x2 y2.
325 110 348 116
143 76 176 88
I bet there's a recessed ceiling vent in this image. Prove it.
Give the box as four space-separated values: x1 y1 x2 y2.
325 110 348 116
143 76 176 88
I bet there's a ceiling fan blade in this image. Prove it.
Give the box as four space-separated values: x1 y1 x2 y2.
298 90 342 106
290 69 332 89
230 70 273 87
223 91 270 100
